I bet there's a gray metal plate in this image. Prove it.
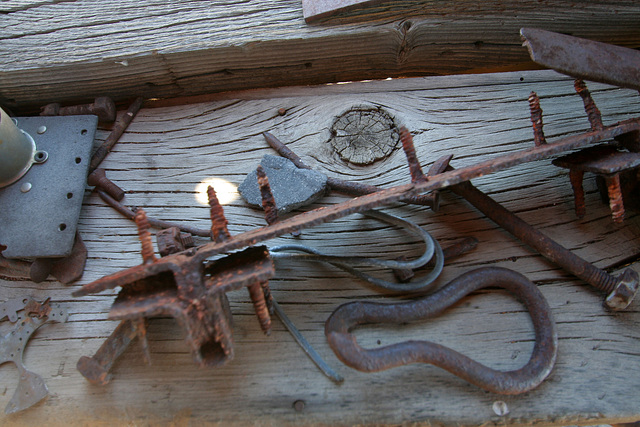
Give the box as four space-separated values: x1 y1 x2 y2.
0 115 97 258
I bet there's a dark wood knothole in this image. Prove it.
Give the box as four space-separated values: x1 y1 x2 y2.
328 106 400 165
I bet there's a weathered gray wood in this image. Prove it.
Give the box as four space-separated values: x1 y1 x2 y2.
1 70 640 425
1 1 640 110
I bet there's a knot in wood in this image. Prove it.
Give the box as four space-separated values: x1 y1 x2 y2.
328 106 399 165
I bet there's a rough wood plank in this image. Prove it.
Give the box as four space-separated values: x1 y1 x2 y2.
1 70 640 425
2 1 640 110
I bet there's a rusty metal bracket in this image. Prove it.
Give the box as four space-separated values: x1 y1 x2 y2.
325 266 557 395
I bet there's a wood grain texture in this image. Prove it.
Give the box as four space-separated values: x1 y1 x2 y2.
2 1 640 110
1 70 640 425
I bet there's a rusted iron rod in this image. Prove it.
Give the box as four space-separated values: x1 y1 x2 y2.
90 97 144 172
325 266 557 395
97 189 211 238
75 119 640 298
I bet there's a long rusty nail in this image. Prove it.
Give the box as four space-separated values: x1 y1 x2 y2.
208 186 231 243
449 176 638 310
87 168 125 201
97 189 210 237
41 97 117 122
528 91 546 146
568 169 586 218
134 209 157 264
76 319 139 385
263 132 439 209
399 127 426 183
89 97 144 173
574 79 603 131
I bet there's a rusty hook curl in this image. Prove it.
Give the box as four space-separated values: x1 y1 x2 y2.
325 267 557 395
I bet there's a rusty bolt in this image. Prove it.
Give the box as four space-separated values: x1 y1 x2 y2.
87 168 125 201
278 108 287 116
605 269 640 310
41 97 116 122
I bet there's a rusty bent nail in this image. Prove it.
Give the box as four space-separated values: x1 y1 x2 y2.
41 97 117 122
448 169 639 310
87 168 125 201
89 97 144 173
325 266 557 395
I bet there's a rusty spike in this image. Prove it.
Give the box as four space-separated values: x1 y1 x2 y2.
208 186 231 242
399 127 426 183
528 91 546 146
574 79 604 131
247 282 272 335
605 174 625 223
134 209 157 264
256 165 278 225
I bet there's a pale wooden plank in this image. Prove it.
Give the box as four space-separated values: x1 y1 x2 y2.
1 1 640 109
1 70 640 425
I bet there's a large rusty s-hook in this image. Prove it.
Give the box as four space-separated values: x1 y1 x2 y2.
325 267 558 395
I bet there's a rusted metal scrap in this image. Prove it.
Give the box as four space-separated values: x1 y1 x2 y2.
325 266 557 395
74 110 640 382
0 297 68 413
75 30 640 380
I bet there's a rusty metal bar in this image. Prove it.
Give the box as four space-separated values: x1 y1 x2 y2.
75 118 640 298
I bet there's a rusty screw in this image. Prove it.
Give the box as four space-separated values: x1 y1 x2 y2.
41 97 117 122
247 282 272 335
528 91 546 146
256 165 278 225
134 209 157 265
87 168 125 201
574 79 603 131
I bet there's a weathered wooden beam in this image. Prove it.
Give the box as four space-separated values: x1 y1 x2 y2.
1 1 640 110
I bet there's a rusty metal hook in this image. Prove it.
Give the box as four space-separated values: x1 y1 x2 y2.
269 209 444 293
325 267 557 395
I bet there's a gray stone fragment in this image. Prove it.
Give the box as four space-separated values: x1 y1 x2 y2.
239 155 328 214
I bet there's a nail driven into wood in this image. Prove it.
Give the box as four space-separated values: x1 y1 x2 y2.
134 209 157 265
208 186 231 242
528 91 547 146
574 79 603 131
